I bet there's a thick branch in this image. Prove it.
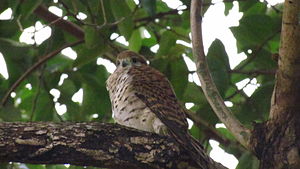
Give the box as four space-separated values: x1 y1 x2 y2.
190 0 251 149
0 122 217 169
270 0 300 119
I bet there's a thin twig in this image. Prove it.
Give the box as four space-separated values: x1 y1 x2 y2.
58 0 123 30
42 80 64 122
225 77 254 100
58 0 85 25
263 0 282 13
29 66 45 121
100 0 107 25
34 5 84 39
0 39 84 107
134 0 248 24
186 110 231 146
190 0 251 149
229 69 276 75
235 29 280 71
134 9 185 22
16 15 24 32
131 2 140 17
37 17 64 31
154 22 190 42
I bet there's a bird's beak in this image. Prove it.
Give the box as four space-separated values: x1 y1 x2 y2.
121 59 131 67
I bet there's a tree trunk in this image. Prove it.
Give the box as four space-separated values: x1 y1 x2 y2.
0 122 222 169
251 0 300 168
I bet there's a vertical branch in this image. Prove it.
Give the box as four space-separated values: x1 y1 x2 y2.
270 0 300 119
190 0 251 148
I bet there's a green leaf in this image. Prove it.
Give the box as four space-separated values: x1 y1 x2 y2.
84 27 104 49
182 82 206 104
231 49 276 84
31 89 55 121
230 14 278 52
242 2 267 16
17 84 36 116
46 54 73 72
56 75 81 121
202 0 212 14
129 29 142 52
141 0 156 16
239 0 260 12
224 3 233 16
110 0 134 40
157 31 176 57
73 37 107 68
236 152 259 169
0 38 32 84
0 163 9 169
0 20 19 38
59 79 78 99
141 28 157 47
79 65 111 120
16 79 54 121
151 55 188 99
26 164 46 169
0 1 8 13
0 102 21 121
207 39 230 97
237 82 274 124
46 164 68 169
17 0 42 19
195 103 219 125
189 124 205 141
168 57 188 99
156 0 171 12
216 127 235 141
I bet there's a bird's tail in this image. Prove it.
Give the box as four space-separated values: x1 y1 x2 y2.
179 133 226 169
186 134 211 168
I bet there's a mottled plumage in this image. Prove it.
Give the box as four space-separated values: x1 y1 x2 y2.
106 50 209 168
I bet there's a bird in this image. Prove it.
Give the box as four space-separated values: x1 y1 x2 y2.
106 50 211 168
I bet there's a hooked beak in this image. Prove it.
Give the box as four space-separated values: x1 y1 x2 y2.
121 59 131 67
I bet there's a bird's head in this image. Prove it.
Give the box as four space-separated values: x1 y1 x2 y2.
116 50 148 68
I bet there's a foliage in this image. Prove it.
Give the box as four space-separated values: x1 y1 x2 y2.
0 0 282 168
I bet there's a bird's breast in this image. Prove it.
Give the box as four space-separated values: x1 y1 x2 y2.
108 69 160 133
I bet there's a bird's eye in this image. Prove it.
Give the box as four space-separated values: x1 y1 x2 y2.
116 60 120 66
132 58 137 63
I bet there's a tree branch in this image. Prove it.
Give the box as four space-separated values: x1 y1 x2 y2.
34 5 84 39
0 39 84 106
269 0 300 119
234 29 280 71
190 0 251 149
229 69 276 75
134 9 185 23
186 110 231 146
0 122 220 169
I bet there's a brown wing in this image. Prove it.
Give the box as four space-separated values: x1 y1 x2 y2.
129 65 210 168
128 65 188 132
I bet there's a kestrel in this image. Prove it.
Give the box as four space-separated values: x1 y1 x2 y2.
106 50 209 168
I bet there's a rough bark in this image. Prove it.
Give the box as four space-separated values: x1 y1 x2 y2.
0 122 221 169
250 0 300 169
